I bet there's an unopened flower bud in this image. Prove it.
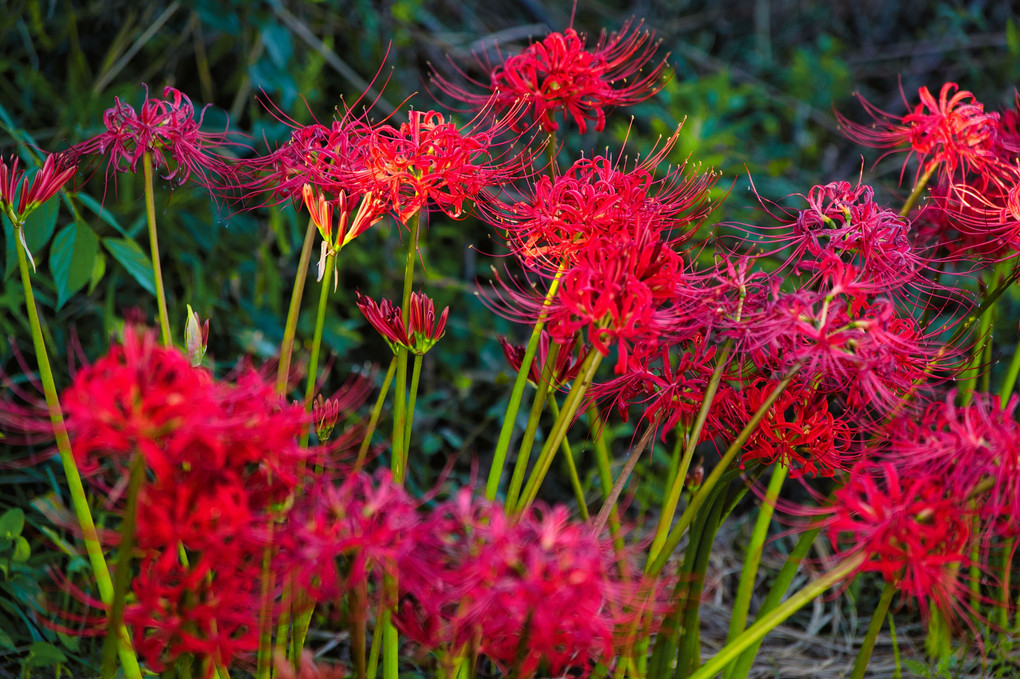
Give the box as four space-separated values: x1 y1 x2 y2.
313 394 341 441
185 304 209 367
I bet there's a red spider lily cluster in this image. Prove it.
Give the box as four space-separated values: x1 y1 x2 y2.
60 328 318 670
432 20 668 134
6 9 1020 677
395 493 666 678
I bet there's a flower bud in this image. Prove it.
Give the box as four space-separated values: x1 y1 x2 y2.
185 304 209 367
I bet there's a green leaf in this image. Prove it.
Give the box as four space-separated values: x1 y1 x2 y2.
0 508 24 540
89 250 106 294
24 641 67 668
49 221 99 308
103 237 156 295
12 536 29 563
75 192 130 237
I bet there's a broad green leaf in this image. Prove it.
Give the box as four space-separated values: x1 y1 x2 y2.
49 221 99 308
0 508 24 540
11 537 29 563
88 250 106 293
75 192 130 237
24 641 67 668
103 237 156 295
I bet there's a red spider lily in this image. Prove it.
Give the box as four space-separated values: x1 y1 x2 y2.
280 471 420 605
886 391 1020 540
827 461 974 621
432 20 668 134
718 379 858 478
498 332 584 390
587 338 719 440
353 108 525 223
73 85 242 194
727 180 925 294
737 286 942 418
124 547 264 675
501 145 717 272
395 492 667 678
237 113 376 208
356 290 449 355
837 82 1003 187
0 151 78 219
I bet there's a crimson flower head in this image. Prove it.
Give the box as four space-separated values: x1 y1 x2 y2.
74 85 240 193
827 461 972 620
838 82 1002 186
499 332 584 390
354 109 524 223
396 493 666 678
433 20 669 134
356 290 449 355
0 152 78 221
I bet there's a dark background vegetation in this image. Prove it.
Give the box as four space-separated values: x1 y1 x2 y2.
1 0 1018 674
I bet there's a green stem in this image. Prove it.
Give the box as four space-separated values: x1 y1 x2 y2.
514 348 603 512
726 464 789 647
505 343 562 508
851 582 896 679
382 575 399 679
486 266 566 500
12 221 142 679
647 341 733 565
547 397 588 520
142 150 173 347
999 338 1020 400
392 211 421 486
101 452 145 679
687 553 866 679
587 406 624 550
301 253 336 421
392 346 409 483
276 217 318 395
899 163 937 217
403 353 423 455
647 365 800 577
354 357 397 474
256 521 277 679
726 526 823 679
366 598 384 679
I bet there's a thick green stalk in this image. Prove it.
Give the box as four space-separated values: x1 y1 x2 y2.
726 464 789 647
676 485 728 676
687 554 866 679
13 222 142 678
647 365 800 577
142 150 173 347
727 526 822 679
256 521 277 679
275 217 318 395
486 268 565 500
851 582 896 679
505 343 562 507
301 252 336 417
101 452 145 679
402 353 423 454
355 357 397 474
647 341 733 565
392 211 421 485
999 340 1020 400
547 397 588 520
514 349 603 512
